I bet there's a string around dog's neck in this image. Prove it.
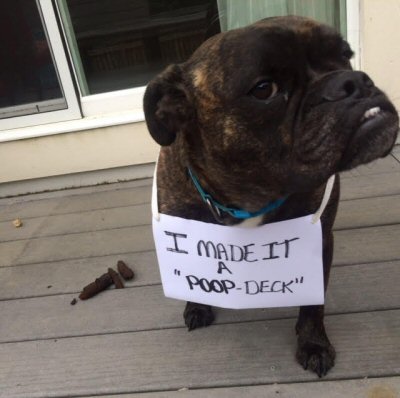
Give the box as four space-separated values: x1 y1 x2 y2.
187 167 287 222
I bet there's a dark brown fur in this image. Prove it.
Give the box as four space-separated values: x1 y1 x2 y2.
143 16 399 377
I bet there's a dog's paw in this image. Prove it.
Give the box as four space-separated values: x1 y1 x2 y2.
183 302 215 331
296 338 336 377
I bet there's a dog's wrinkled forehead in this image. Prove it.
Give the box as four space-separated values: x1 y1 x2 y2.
187 16 347 98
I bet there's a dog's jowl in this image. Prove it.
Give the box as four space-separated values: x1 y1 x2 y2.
144 16 399 377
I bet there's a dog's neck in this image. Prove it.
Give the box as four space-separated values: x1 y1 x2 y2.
157 146 335 227
187 166 287 223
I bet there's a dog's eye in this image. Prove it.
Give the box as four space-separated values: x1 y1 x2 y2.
249 81 278 100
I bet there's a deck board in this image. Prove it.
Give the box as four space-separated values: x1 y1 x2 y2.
0 225 153 267
0 310 398 398
341 154 400 178
0 261 399 343
335 194 400 229
0 251 158 300
340 171 400 200
1 192 400 243
0 203 150 242
392 145 400 162
1 223 398 268
333 224 400 265
0 184 152 223
78 377 400 398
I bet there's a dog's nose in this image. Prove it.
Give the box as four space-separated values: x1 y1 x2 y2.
322 71 374 101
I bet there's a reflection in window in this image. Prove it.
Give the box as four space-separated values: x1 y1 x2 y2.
63 0 220 94
0 0 66 119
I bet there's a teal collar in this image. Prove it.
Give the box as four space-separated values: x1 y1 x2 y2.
187 167 287 222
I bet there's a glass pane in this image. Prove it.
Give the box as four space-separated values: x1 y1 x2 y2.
217 0 347 38
64 0 220 94
0 0 67 119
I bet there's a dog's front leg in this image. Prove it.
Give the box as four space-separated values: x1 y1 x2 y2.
183 301 215 331
295 230 336 377
295 304 335 377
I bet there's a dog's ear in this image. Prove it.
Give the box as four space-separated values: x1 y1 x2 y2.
143 64 193 146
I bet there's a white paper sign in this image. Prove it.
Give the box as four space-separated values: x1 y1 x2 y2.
152 213 324 309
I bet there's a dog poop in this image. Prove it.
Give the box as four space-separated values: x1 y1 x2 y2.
108 268 124 289
79 273 113 300
78 262 135 301
117 260 134 280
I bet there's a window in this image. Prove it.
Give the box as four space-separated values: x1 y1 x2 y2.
0 0 80 131
0 0 355 139
61 0 346 96
59 0 220 95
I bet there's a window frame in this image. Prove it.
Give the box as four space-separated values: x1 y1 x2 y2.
0 0 81 134
346 0 361 70
0 0 360 143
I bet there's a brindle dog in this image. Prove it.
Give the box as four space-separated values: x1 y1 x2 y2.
143 16 399 377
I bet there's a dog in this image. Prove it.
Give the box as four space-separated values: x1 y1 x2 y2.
143 16 399 377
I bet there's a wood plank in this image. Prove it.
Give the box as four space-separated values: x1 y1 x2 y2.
0 261 398 343
1 222 399 268
335 194 400 230
0 225 153 267
0 251 158 300
0 203 151 242
1 166 399 224
2 192 399 243
78 376 400 398
0 242 367 300
333 224 400 265
0 220 397 299
392 145 400 162
0 178 152 206
340 171 400 200
341 155 400 178
0 310 398 397
2 188 400 244
0 184 152 222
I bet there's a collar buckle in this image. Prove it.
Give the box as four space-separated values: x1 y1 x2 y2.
205 197 224 223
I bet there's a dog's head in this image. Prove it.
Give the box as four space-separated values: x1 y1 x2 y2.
144 16 398 206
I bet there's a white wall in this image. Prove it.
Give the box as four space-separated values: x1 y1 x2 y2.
0 122 158 184
360 0 400 111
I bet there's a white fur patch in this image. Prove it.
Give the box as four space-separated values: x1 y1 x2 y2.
236 215 264 228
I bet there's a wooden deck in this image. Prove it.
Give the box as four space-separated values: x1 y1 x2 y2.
0 152 399 398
